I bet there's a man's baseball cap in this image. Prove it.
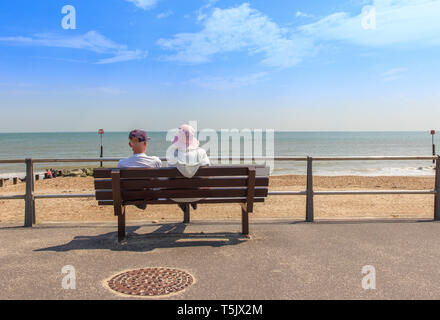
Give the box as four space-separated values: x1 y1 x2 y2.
129 129 151 142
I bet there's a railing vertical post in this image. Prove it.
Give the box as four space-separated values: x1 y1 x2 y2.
32 165 36 224
24 158 35 227
306 156 314 222
434 155 440 221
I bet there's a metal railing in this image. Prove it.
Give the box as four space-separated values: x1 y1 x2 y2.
0 156 439 226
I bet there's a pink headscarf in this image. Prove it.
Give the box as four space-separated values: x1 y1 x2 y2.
172 124 200 150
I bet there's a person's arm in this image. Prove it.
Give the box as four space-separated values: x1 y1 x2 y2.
117 158 128 168
155 157 162 168
199 149 210 166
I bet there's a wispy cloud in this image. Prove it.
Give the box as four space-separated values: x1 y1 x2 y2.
97 49 147 64
187 72 268 90
158 1 440 69
197 0 220 21
381 67 407 82
125 0 158 10
0 31 147 64
158 3 313 68
299 0 440 48
295 11 314 18
157 10 174 19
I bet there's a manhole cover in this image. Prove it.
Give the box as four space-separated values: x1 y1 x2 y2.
107 268 193 296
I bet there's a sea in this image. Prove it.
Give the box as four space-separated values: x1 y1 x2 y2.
0 131 437 178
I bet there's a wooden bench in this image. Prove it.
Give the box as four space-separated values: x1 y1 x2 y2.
93 166 270 241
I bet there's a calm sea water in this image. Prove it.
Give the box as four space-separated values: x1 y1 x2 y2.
0 131 437 178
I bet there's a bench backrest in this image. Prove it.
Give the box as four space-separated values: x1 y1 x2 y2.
93 166 269 211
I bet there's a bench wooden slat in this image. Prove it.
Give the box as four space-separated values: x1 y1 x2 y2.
94 167 250 178
94 176 269 189
97 197 266 206
95 187 268 201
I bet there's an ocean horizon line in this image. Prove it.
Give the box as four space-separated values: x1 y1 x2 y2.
0 130 435 134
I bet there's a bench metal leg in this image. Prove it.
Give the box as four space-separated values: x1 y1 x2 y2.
117 207 126 242
183 204 190 223
241 207 249 236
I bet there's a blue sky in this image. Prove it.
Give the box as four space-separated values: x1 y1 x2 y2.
0 0 439 132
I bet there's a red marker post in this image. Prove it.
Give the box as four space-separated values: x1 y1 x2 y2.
98 129 104 167
431 130 436 164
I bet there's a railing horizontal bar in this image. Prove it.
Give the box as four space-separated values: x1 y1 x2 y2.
268 191 307 195
29 157 307 163
0 156 436 164
216 157 307 161
0 159 26 164
312 156 436 161
0 194 25 199
34 194 95 199
1 190 437 200
315 190 436 195
32 158 121 163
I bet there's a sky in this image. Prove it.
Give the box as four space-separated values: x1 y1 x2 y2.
0 0 439 132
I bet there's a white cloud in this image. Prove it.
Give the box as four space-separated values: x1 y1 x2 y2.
157 1 440 69
0 31 147 64
187 72 268 90
125 0 158 10
298 0 440 48
197 0 220 21
97 49 147 64
158 3 313 68
381 67 407 82
157 10 173 19
296 11 314 18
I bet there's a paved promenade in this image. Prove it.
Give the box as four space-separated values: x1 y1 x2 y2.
1 219 440 299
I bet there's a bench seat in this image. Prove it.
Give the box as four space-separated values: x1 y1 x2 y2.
93 166 269 241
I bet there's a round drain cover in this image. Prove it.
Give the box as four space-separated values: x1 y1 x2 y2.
107 268 193 297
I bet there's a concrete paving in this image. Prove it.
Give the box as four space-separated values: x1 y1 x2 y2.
1 219 440 299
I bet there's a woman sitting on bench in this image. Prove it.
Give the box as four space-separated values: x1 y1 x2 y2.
166 124 210 213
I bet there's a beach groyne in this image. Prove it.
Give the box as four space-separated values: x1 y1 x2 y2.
0 168 94 187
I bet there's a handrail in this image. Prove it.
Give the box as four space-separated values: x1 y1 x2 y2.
0 155 438 226
0 155 437 163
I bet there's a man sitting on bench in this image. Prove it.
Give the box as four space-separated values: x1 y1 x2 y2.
117 129 162 209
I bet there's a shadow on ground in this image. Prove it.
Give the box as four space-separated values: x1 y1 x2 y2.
34 223 248 253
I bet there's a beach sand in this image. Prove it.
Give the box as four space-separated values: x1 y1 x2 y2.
0 175 436 223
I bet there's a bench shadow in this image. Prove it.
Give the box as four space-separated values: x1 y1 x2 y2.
34 223 248 253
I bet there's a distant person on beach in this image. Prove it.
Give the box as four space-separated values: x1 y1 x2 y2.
166 124 210 212
118 129 162 209
46 169 53 179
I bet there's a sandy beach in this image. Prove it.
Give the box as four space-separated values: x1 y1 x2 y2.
0 174 436 223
